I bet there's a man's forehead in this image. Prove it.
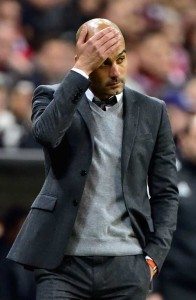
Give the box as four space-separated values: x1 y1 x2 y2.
104 49 126 63
117 50 126 56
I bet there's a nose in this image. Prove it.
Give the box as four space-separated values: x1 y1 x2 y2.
109 63 120 78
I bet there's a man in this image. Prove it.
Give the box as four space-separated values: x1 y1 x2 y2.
7 19 178 299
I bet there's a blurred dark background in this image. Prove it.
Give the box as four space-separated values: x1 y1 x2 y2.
0 0 196 299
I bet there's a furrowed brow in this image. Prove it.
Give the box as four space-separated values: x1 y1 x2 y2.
117 50 126 57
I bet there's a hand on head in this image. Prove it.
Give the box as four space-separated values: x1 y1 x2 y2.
74 19 127 99
74 23 121 75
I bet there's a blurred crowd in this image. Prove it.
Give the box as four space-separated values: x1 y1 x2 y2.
0 0 196 299
0 0 196 148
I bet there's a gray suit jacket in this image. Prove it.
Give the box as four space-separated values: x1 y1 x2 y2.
7 71 178 271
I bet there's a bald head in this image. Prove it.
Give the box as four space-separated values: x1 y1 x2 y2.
76 18 124 43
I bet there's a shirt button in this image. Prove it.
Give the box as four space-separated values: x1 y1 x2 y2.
73 199 78 206
80 170 87 176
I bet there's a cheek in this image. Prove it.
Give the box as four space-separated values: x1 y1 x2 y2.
119 63 127 77
90 71 108 86
121 69 127 78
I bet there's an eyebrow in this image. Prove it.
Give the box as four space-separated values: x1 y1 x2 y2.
103 49 126 64
117 50 126 57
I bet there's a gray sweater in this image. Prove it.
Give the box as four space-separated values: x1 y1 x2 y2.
64 96 142 255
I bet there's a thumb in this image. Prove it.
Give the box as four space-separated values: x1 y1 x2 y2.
77 25 88 45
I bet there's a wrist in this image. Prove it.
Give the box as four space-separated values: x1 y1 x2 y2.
72 67 89 80
73 63 92 76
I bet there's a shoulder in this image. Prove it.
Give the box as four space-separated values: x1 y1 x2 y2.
32 84 60 105
34 83 60 97
124 86 165 111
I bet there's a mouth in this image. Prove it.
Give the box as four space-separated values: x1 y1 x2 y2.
107 82 121 87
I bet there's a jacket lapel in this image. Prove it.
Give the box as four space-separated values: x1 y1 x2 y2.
121 87 140 180
77 95 94 148
77 89 140 178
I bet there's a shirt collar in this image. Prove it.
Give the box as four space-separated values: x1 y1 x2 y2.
85 89 123 103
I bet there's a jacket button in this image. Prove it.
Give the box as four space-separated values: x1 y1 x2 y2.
73 199 78 206
80 170 87 176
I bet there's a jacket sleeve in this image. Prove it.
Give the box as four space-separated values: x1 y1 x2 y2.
144 102 179 271
31 70 90 148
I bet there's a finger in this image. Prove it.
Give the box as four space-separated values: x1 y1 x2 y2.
102 38 120 56
77 25 88 45
103 45 119 60
96 31 120 48
90 26 116 43
101 37 119 54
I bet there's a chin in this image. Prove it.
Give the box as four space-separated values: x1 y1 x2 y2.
110 86 123 95
103 85 124 98
115 88 123 95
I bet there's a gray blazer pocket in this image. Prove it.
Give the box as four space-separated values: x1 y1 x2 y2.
31 194 57 211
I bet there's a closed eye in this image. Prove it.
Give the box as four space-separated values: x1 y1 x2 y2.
102 58 111 66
